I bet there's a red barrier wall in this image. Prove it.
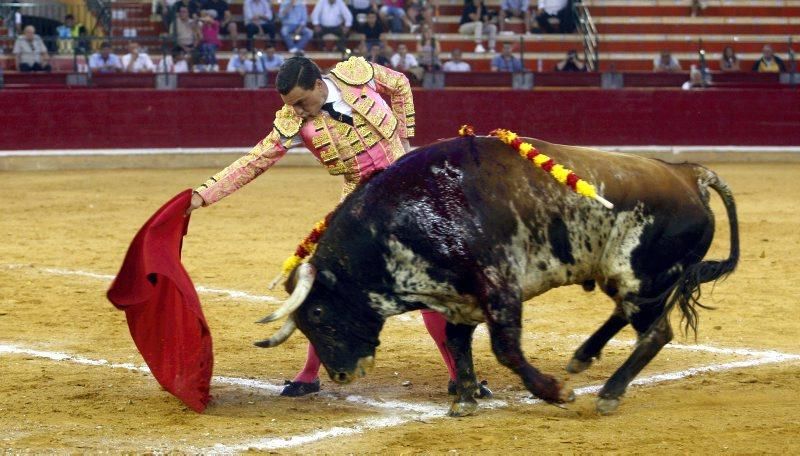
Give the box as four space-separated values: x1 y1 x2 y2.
1 88 799 150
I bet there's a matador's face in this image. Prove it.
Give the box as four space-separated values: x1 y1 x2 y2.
281 79 327 120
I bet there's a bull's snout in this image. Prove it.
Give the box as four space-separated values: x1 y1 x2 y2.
330 356 375 384
333 371 351 383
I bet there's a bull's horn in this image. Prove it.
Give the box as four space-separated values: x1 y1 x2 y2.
257 262 316 324
254 317 297 348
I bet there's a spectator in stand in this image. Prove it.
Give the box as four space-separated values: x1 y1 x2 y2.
203 0 239 50
752 44 786 73
681 64 707 90
244 0 276 50
653 50 681 72
491 42 523 71
170 0 201 23
417 24 441 71
198 9 221 70
499 0 530 34
172 5 199 55
366 43 390 65
123 41 157 72
690 0 706 17
280 0 313 53
257 43 285 72
353 10 385 50
719 45 740 72
13 26 51 72
391 42 423 79
380 0 413 33
555 49 585 71
459 0 497 54
533 0 574 34
156 47 190 72
349 0 378 19
311 0 353 52
227 47 256 73
88 42 123 73
56 14 87 54
442 48 471 72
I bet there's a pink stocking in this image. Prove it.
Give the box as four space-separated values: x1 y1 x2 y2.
421 309 458 381
292 343 321 383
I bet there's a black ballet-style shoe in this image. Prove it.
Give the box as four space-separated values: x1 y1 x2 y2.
447 379 493 399
280 378 321 397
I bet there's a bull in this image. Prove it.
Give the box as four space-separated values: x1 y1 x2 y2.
255 135 739 416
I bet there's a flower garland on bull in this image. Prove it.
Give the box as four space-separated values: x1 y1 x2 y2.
459 125 614 209
273 126 614 286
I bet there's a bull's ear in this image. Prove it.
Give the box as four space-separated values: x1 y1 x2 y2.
320 270 337 287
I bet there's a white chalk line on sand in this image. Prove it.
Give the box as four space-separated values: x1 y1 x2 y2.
2 341 798 453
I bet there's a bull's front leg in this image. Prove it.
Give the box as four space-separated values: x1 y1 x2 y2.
444 322 479 417
567 308 629 374
485 290 575 405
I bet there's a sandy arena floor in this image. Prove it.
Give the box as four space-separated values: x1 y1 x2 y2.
1 162 799 454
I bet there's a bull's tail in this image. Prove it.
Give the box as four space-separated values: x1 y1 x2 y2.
662 168 740 336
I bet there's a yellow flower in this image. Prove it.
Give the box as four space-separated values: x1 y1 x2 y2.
281 255 302 275
533 154 551 166
575 180 597 199
519 143 534 154
551 164 570 184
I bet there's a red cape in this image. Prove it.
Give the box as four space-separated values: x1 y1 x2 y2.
107 190 213 412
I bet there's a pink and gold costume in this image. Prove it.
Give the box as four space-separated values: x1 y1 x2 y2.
195 57 415 202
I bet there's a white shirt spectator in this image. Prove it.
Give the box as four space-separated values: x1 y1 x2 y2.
122 52 156 72
244 0 274 23
156 56 189 73
311 0 353 27
503 0 529 11
538 0 566 15
443 60 471 72
391 52 418 69
88 52 123 72
227 55 256 73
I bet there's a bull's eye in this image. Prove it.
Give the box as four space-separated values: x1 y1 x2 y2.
310 306 324 324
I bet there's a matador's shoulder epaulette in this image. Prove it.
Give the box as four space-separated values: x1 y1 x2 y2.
274 104 302 137
329 57 375 86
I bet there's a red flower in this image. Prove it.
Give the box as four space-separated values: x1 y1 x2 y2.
566 173 579 190
541 159 554 172
526 151 539 160
510 138 522 149
308 230 322 244
295 245 309 258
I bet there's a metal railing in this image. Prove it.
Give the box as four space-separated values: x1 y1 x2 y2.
573 0 598 72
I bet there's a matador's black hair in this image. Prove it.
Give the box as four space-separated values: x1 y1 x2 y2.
276 56 322 95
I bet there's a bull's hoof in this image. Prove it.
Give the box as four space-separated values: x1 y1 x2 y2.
596 397 620 415
565 357 593 374
280 379 320 397
447 399 478 417
447 380 493 399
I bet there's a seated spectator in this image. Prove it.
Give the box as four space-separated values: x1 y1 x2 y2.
365 43 390 66
349 0 378 19
417 24 440 71
491 42 523 72
533 0 574 34
156 47 190 73
280 0 313 53
227 47 256 73
203 0 239 49
170 0 201 26
459 0 497 54
681 64 708 90
380 0 413 33
442 48 471 72
13 26 51 72
89 42 123 73
56 14 87 55
719 45 740 72
244 0 276 50
172 5 198 55
555 49 585 71
123 42 157 72
257 43 285 72
690 0 706 17
499 0 530 34
311 0 353 52
391 43 423 79
353 10 385 50
653 50 681 72
752 44 786 73
198 9 221 70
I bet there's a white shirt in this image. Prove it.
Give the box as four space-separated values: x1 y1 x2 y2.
122 52 156 72
156 56 189 73
245 0 274 22
538 0 567 15
443 60 471 72
391 53 418 69
311 0 353 27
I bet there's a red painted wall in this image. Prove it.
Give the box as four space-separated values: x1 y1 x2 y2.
1 88 799 150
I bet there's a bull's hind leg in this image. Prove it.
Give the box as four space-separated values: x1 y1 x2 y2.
445 322 480 417
484 289 574 405
596 298 673 415
566 308 628 374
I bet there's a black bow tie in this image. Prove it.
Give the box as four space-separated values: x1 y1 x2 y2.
321 102 353 126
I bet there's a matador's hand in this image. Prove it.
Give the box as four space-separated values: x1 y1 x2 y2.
185 192 204 216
